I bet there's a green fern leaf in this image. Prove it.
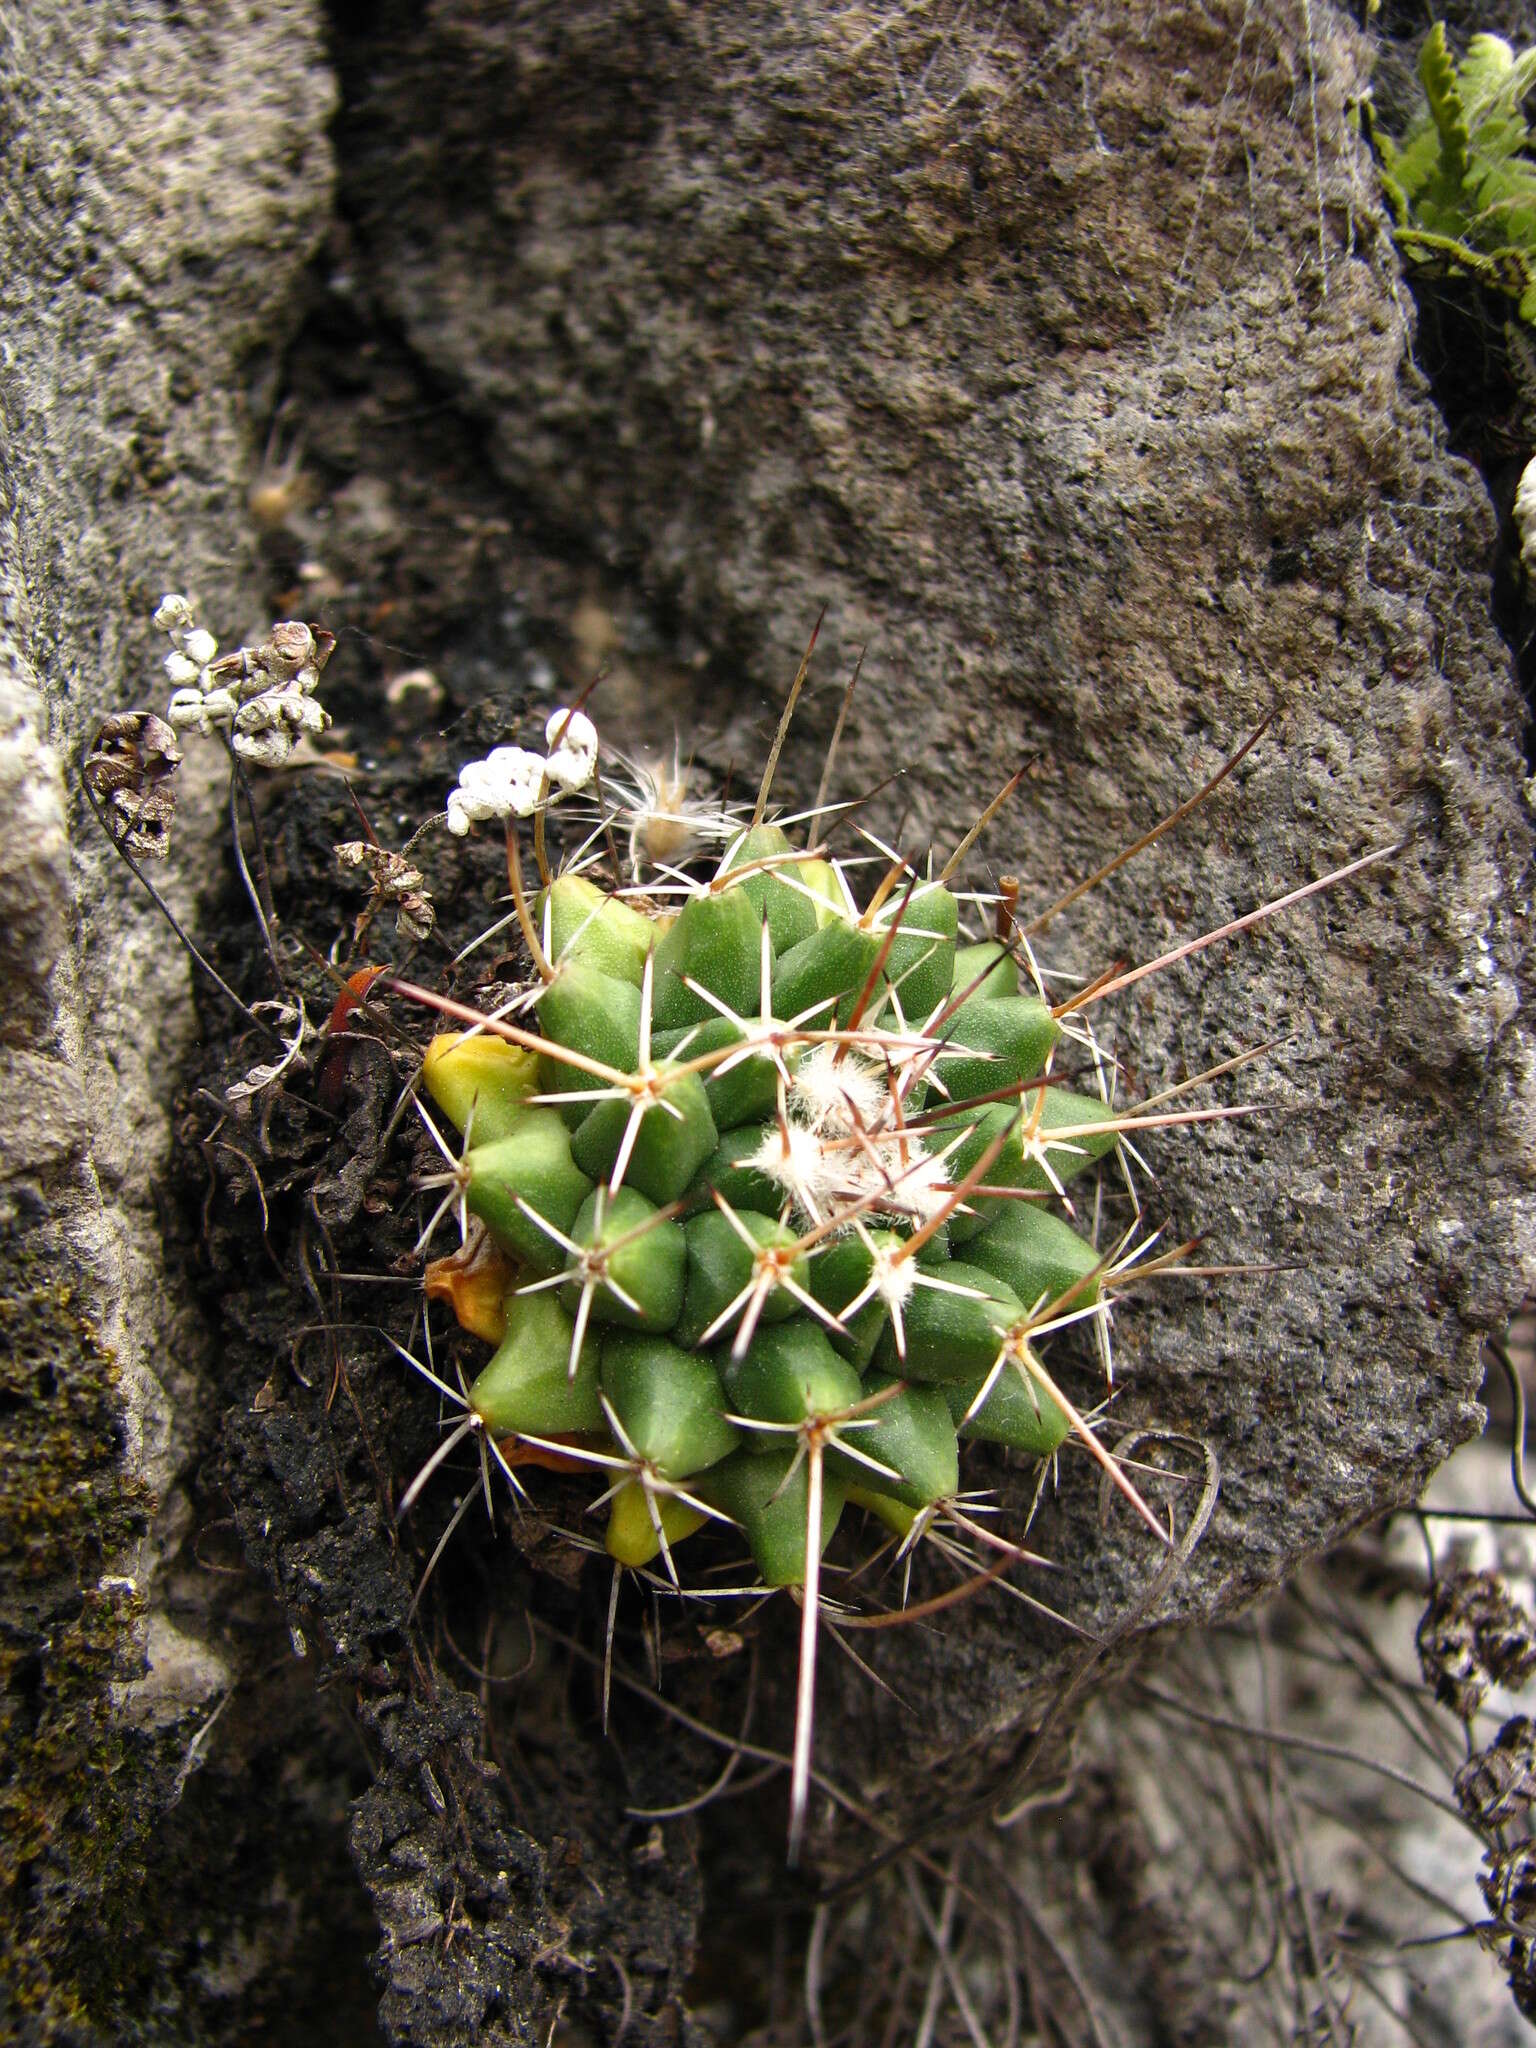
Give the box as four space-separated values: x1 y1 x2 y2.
1420 21 1471 187
1458 31 1515 115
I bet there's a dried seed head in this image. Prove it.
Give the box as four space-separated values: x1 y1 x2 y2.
447 746 546 835
396 891 436 943
83 713 182 860
1455 1715 1536 1828
157 600 335 764
1482 1843 1536 1932
153 593 196 635
262 620 316 682
1418 1569 1536 1718
335 841 436 942
544 707 598 792
167 687 238 734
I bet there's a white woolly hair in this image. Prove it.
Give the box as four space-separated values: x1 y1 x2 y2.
787 1043 887 1134
866 1236 919 1310
747 1119 841 1217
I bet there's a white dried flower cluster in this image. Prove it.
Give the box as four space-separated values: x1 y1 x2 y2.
445 707 598 836
1517 456 1536 577
156 595 333 767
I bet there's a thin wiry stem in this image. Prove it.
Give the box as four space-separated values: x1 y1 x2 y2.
506 820 554 983
223 745 287 989
79 733 286 1047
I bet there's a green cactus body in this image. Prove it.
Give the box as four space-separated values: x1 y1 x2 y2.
941 1089 1120 1241
964 1201 1104 1314
653 1016 780 1129
771 918 882 1027
599 1332 739 1477
569 1064 718 1203
539 872 656 984
797 855 849 928
829 1374 959 1508
870 880 958 1023
423 1032 542 1144
462 1111 594 1271
944 1355 1072 1457
469 1290 604 1437
928 996 1060 1106
674 1209 811 1348
953 940 1019 1001
806 1229 895 1370
652 888 763 1029
422 823 1135 1597
872 1262 1022 1382
699 1446 848 1587
561 1185 687 1330
718 825 817 952
683 1124 784 1217
721 1322 864 1437
536 962 643 1124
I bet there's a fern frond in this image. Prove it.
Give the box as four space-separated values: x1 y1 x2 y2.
1420 21 1471 187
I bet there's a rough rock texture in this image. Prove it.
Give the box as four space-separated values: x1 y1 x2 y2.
6 0 1536 2041
331 0 1536 1781
0 5 338 2038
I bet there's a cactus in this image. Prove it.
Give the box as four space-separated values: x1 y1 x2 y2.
74 593 1397 1882
398 757 1176 1860
378 672 1392 1864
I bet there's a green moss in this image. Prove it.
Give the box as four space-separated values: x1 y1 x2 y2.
0 1246 156 2035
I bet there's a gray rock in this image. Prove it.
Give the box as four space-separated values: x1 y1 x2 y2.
0 4 333 2035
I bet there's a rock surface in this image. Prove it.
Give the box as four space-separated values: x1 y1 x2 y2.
4 0 1536 2041
0 5 336 2037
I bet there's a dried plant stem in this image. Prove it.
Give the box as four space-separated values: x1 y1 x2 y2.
223 746 286 988
79 735 285 1048
505 822 554 983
